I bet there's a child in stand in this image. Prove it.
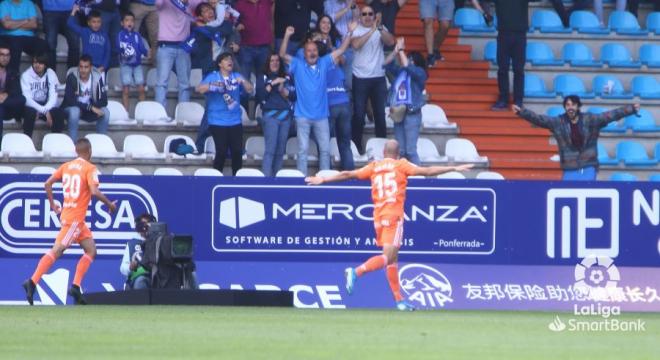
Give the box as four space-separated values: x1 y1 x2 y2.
68 6 110 76
117 11 149 110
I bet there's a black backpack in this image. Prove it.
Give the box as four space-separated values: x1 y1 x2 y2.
168 138 194 156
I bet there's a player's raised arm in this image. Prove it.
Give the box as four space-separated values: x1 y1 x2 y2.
412 163 474 177
305 170 360 185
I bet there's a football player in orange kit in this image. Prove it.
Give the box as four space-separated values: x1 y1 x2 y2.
306 139 472 311
23 138 116 305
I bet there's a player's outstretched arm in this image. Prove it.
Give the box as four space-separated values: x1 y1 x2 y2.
90 183 117 214
413 164 474 177
305 170 359 185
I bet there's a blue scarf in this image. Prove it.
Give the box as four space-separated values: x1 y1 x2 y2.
390 70 412 106
181 26 225 53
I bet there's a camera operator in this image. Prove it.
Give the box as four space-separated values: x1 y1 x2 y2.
119 213 156 290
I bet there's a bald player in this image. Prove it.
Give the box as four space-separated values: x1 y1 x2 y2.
23 138 116 305
306 139 473 311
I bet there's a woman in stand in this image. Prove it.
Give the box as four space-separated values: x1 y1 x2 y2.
196 52 254 175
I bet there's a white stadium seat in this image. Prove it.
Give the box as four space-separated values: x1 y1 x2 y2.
163 135 204 159
417 138 447 162
437 171 466 179
189 69 203 88
106 68 122 92
330 138 368 163
421 104 457 129
42 134 76 158
135 101 172 125
1 133 42 157
241 105 257 127
245 136 265 160
123 135 165 159
31 166 57 175
85 133 124 159
316 169 340 177
0 165 19 174
476 171 505 180
194 168 223 176
365 138 388 160
204 137 215 154
445 138 488 162
276 169 305 177
176 102 205 126
236 168 265 177
146 68 178 92
113 167 142 175
286 137 318 160
153 167 184 176
107 100 135 124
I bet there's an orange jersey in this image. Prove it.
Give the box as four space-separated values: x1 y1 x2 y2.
52 158 99 225
355 158 417 221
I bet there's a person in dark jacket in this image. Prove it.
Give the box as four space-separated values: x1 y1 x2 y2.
513 96 640 181
490 0 531 111
384 38 427 165
68 6 111 73
62 54 110 141
257 52 295 176
0 43 26 145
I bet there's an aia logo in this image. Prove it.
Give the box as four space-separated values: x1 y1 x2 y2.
399 263 453 309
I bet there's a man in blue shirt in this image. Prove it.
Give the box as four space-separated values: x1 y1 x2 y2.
279 22 356 175
0 0 50 73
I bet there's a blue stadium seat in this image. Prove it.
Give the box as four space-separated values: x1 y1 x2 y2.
524 74 555 98
546 106 564 117
526 42 563 66
592 106 626 133
608 11 648 35
609 172 638 181
600 43 641 68
639 44 660 68
598 142 618 165
484 40 497 64
616 141 658 166
647 12 660 35
454 8 495 32
562 42 603 67
592 75 633 99
531 10 571 33
569 10 609 34
650 173 660 182
632 76 660 99
553 74 594 98
624 110 659 132
656 143 660 161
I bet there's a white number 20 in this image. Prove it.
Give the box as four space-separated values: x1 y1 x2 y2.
62 174 81 200
374 172 397 198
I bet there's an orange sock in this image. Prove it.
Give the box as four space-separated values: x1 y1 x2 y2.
356 254 388 276
73 254 94 287
31 251 56 284
386 263 403 302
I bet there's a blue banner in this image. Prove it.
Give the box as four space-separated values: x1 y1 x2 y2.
0 175 657 310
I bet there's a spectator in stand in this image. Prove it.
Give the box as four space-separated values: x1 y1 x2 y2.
68 7 111 75
0 44 26 144
420 0 454 66
326 44 354 170
154 0 202 109
62 54 110 141
627 0 660 17
128 0 159 62
384 38 427 165
234 0 273 110
89 0 121 68
367 0 409 37
118 11 149 111
513 98 640 181
549 0 604 27
325 0 359 36
0 0 50 73
316 14 355 91
42 0 80 70
274 0 324 56
490 0 529 111
279 23 355 175
351 6 394 154
21 53 65 137
196 52 254 175
257 53 296 176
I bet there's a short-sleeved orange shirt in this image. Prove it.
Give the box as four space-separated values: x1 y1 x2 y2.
51 158 99 225
355 158 417 221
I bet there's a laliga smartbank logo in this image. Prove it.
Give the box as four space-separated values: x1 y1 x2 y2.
548 255 645 333
400 264 453 309
0 182 158 255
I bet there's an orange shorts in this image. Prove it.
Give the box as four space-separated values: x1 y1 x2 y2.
374 216 404 248
56 221 92 248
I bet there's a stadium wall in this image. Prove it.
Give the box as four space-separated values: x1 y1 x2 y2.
0 176 658 311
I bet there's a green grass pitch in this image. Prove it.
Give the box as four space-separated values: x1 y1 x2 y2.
0 306 657 359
